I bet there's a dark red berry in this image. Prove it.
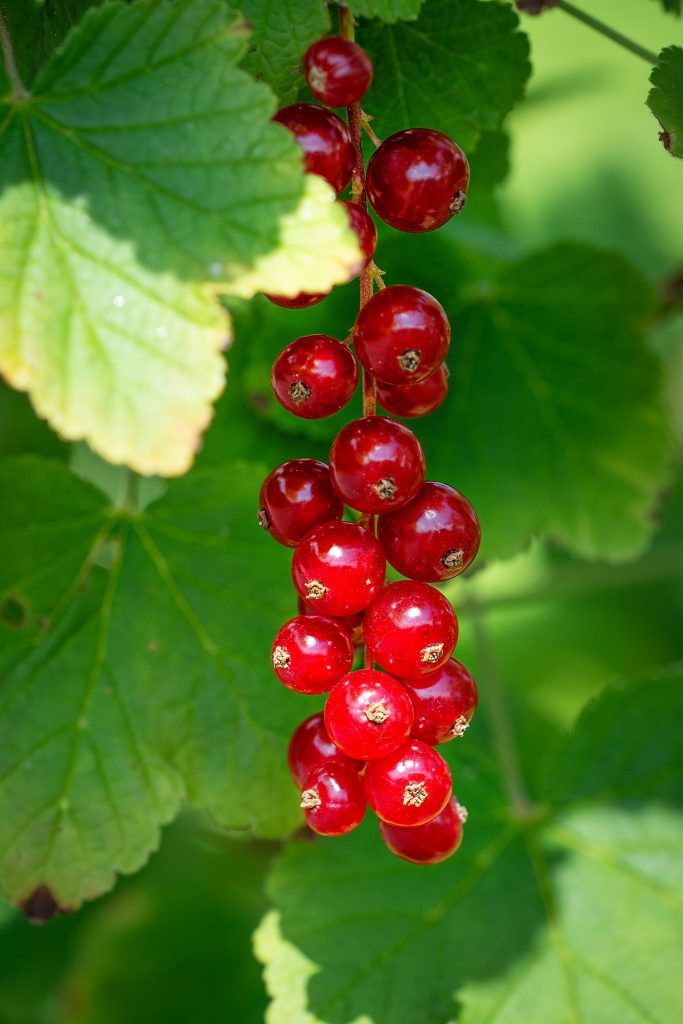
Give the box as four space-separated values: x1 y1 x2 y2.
378 482 480 581
288 712 364 787
324 669 413 760
292 521 386 615
379 795 467 864
403 659 478 744
353 285 450 385
259 459 343 547
274 103 355 194
364 581 458 679
272 615 354 695
265 290 329 310
272 335 359 419
341 200 377 271
364 738 452 826
366 128 469 233
304 37 373 108
329 416 426 513
377 364 449 419
300 762 366 836
298 597 364 648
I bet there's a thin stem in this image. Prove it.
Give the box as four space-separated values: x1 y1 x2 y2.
557 1 658 64
466 595 537 821
360 113 382 149
0 6 28 100
122 469 141 514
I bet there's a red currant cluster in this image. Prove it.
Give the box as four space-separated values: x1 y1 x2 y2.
258 24 480 865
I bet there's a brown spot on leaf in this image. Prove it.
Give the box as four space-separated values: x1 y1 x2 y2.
20 885 72 924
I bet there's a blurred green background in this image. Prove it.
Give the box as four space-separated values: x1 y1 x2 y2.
1 1 682 1021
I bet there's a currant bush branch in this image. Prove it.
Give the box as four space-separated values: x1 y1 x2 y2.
556 1 658 65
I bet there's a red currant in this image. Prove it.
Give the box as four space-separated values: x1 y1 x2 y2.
341 200 377 271
366 128 469 233
403 658 478 745
272 615 354 695
364 738 452 826
300 762 366 836
297 597 364 648
271 335 359 419
378 482 480 581
265 290 329 310
353 285 450 385
377 364 449 419
304 37 373 108
329 416 426 513
379 796 467 864
259 459 343 547
291 521 386 615
324 669 413 760
364 581 458 679
274 103 355 194
288 712 364 787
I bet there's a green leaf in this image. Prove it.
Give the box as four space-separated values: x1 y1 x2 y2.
0 456 307 910
241 0 330 103
346 0 424 21
256 669 683 1024
358 0 530 152
0 0 99 85
647 46 683 158
0 0 360 476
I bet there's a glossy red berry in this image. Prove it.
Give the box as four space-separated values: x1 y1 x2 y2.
324 669 413 760
259 459 343 547
377 364 449 419
403 659 478 745
329 416 426 513
274 103 355 194
364 581 458 679
353 285 450 386
265 290 329 310
364 738 452 826
379 796 467 864
304 37 373 108
272 335 359 419
341 200 377 271
378 482 480 581
297 597 364 648
272 615 354 695
300 762 366 836
292 521 386 615
366 128 469 233
288 713 364 787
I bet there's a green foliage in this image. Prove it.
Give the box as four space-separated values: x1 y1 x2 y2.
241 0 330 103
358 0 531 152
346 0 424 20
0 0 99 84
653 0 682 15
648 46 683 157
257 669 683 1024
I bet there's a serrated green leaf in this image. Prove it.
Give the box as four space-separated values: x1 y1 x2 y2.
346 0 424 21
358 0 530 152
0 456 307 909
242 0 330 103
256 670 683 1024
0 0 360 476
647 46 683 158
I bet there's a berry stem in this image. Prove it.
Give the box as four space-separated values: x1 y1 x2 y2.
556 1 658 65
0 5 29 100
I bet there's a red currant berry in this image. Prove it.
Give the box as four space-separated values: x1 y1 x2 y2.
272 615 354 695
366 128 469 233
304 37 373 108
364 581 458 679
379 796 467 864
298 596 364 648
364 738 452 826
378 482 480 581
272 335 359 419
288 713 364 787
329 416 426 513
353 285 450 386
403 659 478 744
341 200 378 272
265 290 329 310
300 762 366 836
292 521 386 615
274 104 355 194
324 669 413 760
377 364 449 419
259 459 343 547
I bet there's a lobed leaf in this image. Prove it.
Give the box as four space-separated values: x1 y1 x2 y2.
346 0 424 21
241 0 330 103
647 46 683 158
